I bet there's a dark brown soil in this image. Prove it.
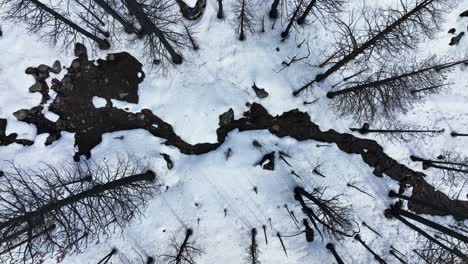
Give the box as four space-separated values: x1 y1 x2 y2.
7 43 468 220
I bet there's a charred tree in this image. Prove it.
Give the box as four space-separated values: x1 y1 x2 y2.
326 57 468 122
297 0 344 25
281 0 304 39
123 0 183 64
350 123 444 141
217 0 224 19
232 0 255 41
325 243 344 264
389 206 468 243
385 206 468 262
160 228 204 264
91 0 138 34
410 152 468 187
388 190 468 221
293 0 454 96
354 234 387 264
0 0 110 49
0 157 159 263
245 228 260 264
294 187 357 240
269 0 280 19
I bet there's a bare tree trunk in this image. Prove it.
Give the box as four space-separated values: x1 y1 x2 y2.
281 0 303 38
239 0 246 40
217 0 224 19
30 0 110 49
315 0 433 83
123 0 183 64
175 229 193 264
269 0 280 18
92 0 138 34
327 58 468 99
297 0 317 25
0 171 155 230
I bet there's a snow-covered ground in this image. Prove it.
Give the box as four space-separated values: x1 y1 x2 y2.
0 0 467 263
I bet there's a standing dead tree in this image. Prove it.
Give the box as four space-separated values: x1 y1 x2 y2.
244 228 260 264
354 234 387 263
385 205 468 262
414 232 468 264
0 0 110 49
296 0 345 25
294 187 357 241
350 122 445 142
231 0 255 41
89 0 139 34
325 243 345 264
160 228 204 264
325 57 468 122
281 0 304 39
217 0 224 19
388 190 468 221
411 151 468 187
123 0 184 64
293 0 455 96
0 157 160 263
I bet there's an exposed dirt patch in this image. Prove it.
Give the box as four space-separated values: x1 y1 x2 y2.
8 44 468 219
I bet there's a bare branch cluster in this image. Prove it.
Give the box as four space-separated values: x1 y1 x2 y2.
294 187 357 241
328 57 465 122
159 229 204 264
231 0 256 40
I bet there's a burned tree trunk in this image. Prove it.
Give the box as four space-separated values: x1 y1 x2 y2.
232 0 255 41
246 228 260 264
217 0 224 19
385 206 468 261
281 0 303 39
388 190 468 221
269 0 280 19
294 187 356 240
1 0 110 49
293 0 453 96
123 0 183 64
0 158 159 263
92 0 138 34
296 0 316 25
388 206 468 243
325 57 468 122
161 228 203 264
325 243 344 264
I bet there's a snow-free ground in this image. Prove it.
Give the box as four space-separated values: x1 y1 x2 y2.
0 0 467 263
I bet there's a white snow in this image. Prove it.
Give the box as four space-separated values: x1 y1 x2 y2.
0 0 467 263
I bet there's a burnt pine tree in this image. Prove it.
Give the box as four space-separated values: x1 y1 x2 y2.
90 0 139 34
217 0 224 19
0 0 110 49
231 0 255 41
293 0 454 96
281 0 304 39
245 228 260 264
326 57 468 122
0 157 160 263
160 228 204 264
123 0 184 64
269 0 281 19
350 122 445 142
294 187 357 240
410 151 468 187
296 0 345 25
414 232 468 264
